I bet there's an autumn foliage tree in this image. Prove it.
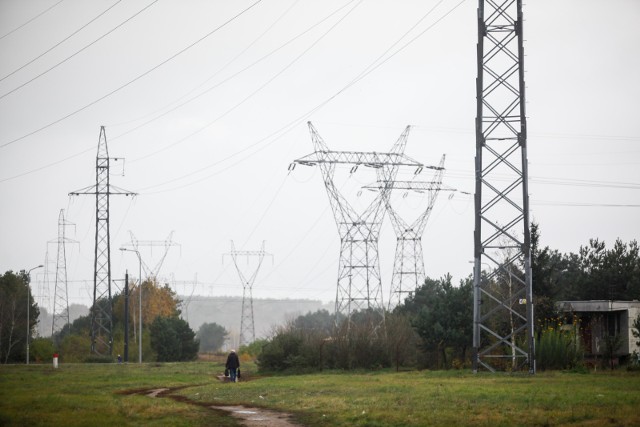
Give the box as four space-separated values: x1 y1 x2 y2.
113 279 180 328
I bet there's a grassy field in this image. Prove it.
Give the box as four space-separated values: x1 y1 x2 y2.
2 362 640 426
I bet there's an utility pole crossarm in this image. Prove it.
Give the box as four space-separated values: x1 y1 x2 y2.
362 181 457 192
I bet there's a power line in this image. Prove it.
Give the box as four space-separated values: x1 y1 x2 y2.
532 201 640 208
107 0 302 128
134 0 466 193
0 0 159 102
0 0 263 148
0 0 362 184
0 0 65 41
125 0 364 164
0 0 472 187
0 0 123 83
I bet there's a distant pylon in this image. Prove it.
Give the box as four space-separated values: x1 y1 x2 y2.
69 126 136 356
293 122 423 328
38 250 52 320
364 155 449 309
51 209 77 338
224 241 272 346
124 231 179 281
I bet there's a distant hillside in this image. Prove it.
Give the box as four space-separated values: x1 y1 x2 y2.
36 297 332 347
37 304 89 337
180 296 333 348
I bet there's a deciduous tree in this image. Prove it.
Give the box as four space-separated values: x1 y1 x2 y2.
0 271 38 363
196 322 228 352
149 316 198 362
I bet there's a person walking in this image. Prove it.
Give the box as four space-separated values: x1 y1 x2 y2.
225 349 240 382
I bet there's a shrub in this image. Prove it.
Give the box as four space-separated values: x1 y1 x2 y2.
536 318 583 370
30 337 55 363
257 330 305 371
84 355 114 363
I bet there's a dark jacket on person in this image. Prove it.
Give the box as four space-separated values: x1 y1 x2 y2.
226 351 240 369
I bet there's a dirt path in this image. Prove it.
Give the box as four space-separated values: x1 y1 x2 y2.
138 387 303 427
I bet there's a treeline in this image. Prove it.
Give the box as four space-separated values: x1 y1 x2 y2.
256 276 471 371
0 275 200 363
2 225 639 366
532 223 640 321
256 226 640 372
60 279 199 362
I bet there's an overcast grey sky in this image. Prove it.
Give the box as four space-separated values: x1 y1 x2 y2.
1 0 639 313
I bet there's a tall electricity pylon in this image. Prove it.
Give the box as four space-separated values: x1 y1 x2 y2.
169 273 198 323
293 122 422 328
473 0 535 373
224 241 272 346
38 251 52 322
365 155 449 309
70 126 136 356
124 231 179 281
51 209 77 338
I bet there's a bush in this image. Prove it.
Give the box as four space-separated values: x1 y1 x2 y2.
84 355 115 363
59 334 92 362
258 309 400 372
30 337 55 363
536 318 583 370
258 331 305 371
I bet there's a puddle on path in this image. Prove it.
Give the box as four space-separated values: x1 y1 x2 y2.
216 405 303 427
133 387 303 427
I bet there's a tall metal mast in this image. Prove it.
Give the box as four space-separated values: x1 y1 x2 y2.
472 0 535 373
51 209 76 339
123 231 179 281
293 122 422 329
224 241 272 346
70 126 136 356
364 155 448 309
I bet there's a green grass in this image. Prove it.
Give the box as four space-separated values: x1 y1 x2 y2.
2 362 640 426
0 362 239 427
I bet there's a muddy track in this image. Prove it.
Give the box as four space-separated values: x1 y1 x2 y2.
120 385 304 427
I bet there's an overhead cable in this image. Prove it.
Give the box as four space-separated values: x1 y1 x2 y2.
0 0 158 102
0 0 123 82
123 0 363 161
138 0 467 192
0 0 263 148
0 0 65 41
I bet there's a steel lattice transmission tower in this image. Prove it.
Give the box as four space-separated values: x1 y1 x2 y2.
293 122 422 327
124 231 179 281
70 126 136 355
51 209 76 338
472 0 535 373
224 241 272 346
365 155 449 309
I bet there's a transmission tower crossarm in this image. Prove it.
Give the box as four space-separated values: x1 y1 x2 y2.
69 184 137 196
294 150 423 168
124 231 179 279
